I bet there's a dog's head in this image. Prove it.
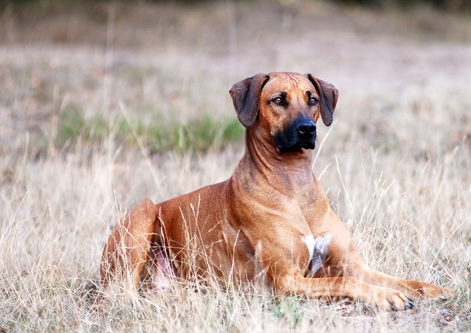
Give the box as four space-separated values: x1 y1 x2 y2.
229 72 338 152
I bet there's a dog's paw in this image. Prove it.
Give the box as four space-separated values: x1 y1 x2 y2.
421 284 456 298
401 281 456 299
370 287 414 312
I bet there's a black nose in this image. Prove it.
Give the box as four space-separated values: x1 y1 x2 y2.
296 119 316 137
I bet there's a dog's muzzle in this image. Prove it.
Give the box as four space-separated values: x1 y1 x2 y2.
274 118 317 152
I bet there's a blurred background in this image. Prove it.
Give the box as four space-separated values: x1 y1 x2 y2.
1 0 470 156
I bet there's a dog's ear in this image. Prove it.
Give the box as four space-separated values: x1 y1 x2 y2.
229 73 269 127
306 74 339 127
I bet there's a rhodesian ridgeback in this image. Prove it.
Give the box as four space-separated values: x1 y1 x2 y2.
100 72 454 311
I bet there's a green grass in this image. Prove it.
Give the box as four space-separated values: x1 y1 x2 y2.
269 296 304 329
55 107 245 153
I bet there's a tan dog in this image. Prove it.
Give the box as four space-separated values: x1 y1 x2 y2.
100 72 453 311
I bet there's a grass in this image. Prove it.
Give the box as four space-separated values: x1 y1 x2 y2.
1 0 470 332
55 106 244 153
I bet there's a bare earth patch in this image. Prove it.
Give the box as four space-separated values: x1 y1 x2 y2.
0 1 470 331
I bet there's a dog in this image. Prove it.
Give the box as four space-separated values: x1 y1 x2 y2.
100 72 454 311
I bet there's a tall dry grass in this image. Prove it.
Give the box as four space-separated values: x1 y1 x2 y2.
1 1 470 331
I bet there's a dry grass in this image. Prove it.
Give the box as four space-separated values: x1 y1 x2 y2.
1 1 470 331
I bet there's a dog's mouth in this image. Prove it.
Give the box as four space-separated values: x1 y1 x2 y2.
298 139 316 150
275 139 316 152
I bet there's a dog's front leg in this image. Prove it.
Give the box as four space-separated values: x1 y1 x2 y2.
248 229 414 311
310 208 455 301
276 272 414 311
344 264 456 299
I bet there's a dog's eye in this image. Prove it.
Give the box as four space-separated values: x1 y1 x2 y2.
272 92 287 106
273 97 283 105
308 97 319 106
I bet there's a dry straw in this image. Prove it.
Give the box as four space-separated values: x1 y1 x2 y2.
1 1 470 331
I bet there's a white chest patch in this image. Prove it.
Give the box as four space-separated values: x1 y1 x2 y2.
301 234 331 277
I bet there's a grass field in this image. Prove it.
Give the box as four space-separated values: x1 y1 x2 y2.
1 0 470 331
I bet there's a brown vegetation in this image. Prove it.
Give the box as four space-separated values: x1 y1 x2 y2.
0 0 470 331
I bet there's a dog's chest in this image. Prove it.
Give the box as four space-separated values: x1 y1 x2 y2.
302 234 331 277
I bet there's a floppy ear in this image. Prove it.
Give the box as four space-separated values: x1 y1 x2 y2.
229 73 269 127
306 74 339 127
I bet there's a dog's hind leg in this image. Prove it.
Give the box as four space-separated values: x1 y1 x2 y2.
147 245 177 289
100 199 159 290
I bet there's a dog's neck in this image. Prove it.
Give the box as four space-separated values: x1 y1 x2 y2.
237 127 315 191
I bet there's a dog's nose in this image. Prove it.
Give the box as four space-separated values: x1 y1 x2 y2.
296 119 316 137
